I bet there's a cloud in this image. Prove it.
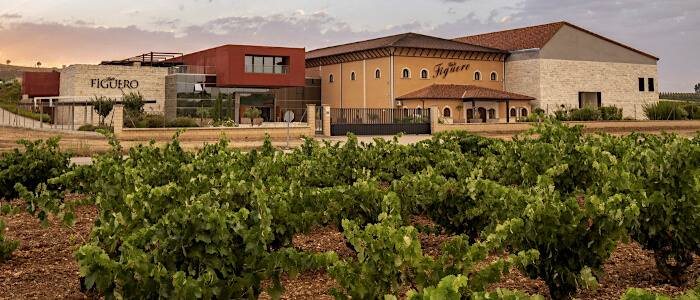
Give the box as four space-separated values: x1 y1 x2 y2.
1 13 22 19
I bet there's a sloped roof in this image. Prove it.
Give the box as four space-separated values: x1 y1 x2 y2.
452 21 658 60
397 84 535 101
306 32 506 59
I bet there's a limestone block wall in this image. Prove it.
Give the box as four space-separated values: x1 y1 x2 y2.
538 59 658 119
57 64 168 125
505 59 541 107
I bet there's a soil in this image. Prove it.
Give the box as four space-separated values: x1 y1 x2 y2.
4 201 695 300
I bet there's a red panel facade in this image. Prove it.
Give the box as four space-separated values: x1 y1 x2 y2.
180 45 305 88
21 72 60 97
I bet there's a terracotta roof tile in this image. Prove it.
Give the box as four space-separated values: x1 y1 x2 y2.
452 22 658 60
306 32 506 59
397 84 535 101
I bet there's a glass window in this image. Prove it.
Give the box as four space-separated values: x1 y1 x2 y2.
490 72 497 81
245 55 253 73
421 69 428 79
639 78 645 91
510 108 516 117
416 107 423 115
648 78 654 92
351 72 356 81
521 108 528 117
329 74 334 83
488 109 496 119
253 56 264 73
443 107 451 117
375 69 381 79
402 68 410 78
474 71 481 81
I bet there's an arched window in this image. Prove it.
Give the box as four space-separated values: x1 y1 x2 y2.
329 74 334 83
488 108 496 119
351 71 356 81
375 69 381 79
490 72 497 81
403 107 409 117
416 106 423 115
466 108 474 119
474 71 481 81
521 108 528 117
443 107 451 117
510 108 517 117
402 68 411 78
420 69 429 79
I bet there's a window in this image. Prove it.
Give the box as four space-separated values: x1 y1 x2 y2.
443 107 451 117
403 107 409 117
474 71 481 81
245 55 289 74
466 108 474 119
510 108 516 117
329 74 334 83
351 71 356 81
648 78 655 92
416 106 423 115
375 69 381 79
421 69 429 79
488 108 496 119
490 72 498 81
402 68 411 78
639 78 645 91
521 108 528 117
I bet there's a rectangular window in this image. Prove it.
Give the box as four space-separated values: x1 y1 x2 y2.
245 55 289 74
638 78 645 92
648 78 655 92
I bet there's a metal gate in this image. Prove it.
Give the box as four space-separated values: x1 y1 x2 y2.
315 106 324 134
330 108 430 136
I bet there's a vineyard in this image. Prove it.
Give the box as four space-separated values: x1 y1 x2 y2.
1 119 700 300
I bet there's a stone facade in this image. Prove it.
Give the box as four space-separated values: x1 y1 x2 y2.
57 64 168 125
506 59 658 119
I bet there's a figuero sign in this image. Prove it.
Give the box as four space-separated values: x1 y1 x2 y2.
433 62 470 79
91 77 139 89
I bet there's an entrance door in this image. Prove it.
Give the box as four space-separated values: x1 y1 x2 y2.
478 107 487 123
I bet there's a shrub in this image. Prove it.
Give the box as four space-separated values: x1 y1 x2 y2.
0 219 18 262
644 101 688 120
168 117 198 128
600 106 623 120
121 91 145 116
212 92 223 122
139 113 167 128
554 108 569 121
533 108 545 115
681 104 700 119
78 124 113 132
569 106 602 121
90 95 115 126
243 107 262 124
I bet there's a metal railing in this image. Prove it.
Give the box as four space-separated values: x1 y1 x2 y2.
330 108 430 124
168 65 217 75
244 65 290 74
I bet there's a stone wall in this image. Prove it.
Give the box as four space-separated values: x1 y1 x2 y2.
57 64 168 125
504 59 541 107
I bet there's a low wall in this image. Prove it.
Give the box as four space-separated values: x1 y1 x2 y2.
112 104 316 140
433 120 700 135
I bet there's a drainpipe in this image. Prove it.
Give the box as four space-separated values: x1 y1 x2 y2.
390 47 395 108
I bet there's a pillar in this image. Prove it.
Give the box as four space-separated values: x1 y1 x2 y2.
307 104 316 136
113 104 124 137
322 104 331 137
234 92 241 123
430 105 439 135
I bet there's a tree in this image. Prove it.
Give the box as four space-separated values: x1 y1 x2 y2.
121 91 145 116
5 60 9 65
91 95 115 126
243 107 261 125
226 93 234 120
212 92 223 122
695 83 700 93
36 62 41 68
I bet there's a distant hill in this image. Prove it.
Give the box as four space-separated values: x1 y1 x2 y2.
0 64 61 81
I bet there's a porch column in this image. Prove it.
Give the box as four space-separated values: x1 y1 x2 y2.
322 105 331 137
506 100 510 123
430 105 439 135
234 92 241 123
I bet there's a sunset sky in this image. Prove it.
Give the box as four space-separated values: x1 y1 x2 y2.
0 0 698 91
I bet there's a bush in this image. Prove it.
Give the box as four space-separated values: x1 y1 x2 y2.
78 124 113 132
644 101 688 120
139 113 167 128
600 106 623 120
0 103 51 123
121 91 145 116
168 117 198 128
243 107 262 124
681 104 700 119
0 218 18 262
569 106 602 121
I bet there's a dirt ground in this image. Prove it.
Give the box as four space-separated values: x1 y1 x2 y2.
1 202 698 300
1 122 699 156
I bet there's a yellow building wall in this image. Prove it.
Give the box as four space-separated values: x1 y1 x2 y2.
341 60 365 108
364 57 392 108
393 56 504 102
320 64 341 108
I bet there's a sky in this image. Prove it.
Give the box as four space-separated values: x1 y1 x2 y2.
0 0 698 92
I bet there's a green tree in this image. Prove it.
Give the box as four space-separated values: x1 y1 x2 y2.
226 93 234 120
695 82 699 93
121 91 145 116
212 92 223 122
91 95 115 126
243 107 261 125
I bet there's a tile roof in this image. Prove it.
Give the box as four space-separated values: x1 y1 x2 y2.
306 32 506 59
397 84 535 101
452 22 658 60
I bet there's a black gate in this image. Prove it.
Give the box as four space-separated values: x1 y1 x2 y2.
330 108 430 136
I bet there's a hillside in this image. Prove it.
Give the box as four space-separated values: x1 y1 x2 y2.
0 64 60 81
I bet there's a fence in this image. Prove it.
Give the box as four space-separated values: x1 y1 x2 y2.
330 108 431 136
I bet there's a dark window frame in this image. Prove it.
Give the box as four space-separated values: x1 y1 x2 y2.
639 78 645 92
648 78 655 92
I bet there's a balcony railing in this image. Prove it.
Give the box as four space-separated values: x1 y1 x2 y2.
168 65 216 75
245 65 289 74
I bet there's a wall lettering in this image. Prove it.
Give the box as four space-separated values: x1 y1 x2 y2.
433 62 470 79
90 77 139 89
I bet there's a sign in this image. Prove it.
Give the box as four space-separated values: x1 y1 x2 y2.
433 62 470 79
284 110 295 122
90 77 139 89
